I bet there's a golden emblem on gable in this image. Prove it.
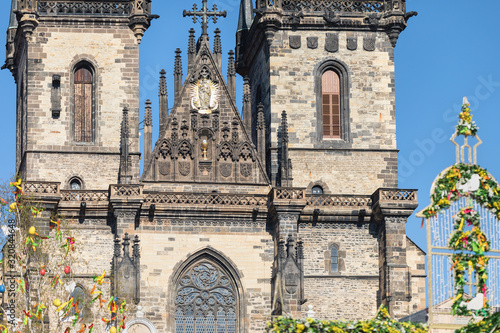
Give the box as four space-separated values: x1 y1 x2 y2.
190 78 219 114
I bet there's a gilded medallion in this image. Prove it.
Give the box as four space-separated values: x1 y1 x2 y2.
190 78 219 114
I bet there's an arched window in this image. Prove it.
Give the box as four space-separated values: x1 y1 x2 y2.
311 185 324 195
315 60 350 143
73 64 94 143
330 246 339 272
63 285 86 322
174 260 238 333
69 177 82 190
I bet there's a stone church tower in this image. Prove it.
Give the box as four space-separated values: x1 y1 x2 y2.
3 0 425 332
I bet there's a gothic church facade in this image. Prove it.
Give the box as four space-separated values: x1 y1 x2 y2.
4 0 425 332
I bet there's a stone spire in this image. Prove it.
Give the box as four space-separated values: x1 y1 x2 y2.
144 100 153 164
159 69 168 134
237 0 253 33
188 28 196 72
280 110 292 187
236 0 253 63
213 28 222 69
119 108 131 184
174 48 183 105
227 50 236 102
9 0 17 29
242 75 251 134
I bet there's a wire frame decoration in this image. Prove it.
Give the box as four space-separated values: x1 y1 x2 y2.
174 261 237 333
417 97 500 330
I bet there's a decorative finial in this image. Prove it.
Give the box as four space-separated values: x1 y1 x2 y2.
228 50 235 76
214 28 221 54
144 100 152 127
183 0 227 37
450 97 482 165
456 97 478 137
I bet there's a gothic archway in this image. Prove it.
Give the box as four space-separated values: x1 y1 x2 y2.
169 247 246 333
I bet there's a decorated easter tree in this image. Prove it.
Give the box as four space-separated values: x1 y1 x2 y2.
0 179 129 333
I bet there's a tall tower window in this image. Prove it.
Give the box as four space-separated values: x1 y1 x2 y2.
322 70 341 138
74 64 94 143
330 246 339 272
315 60 350 143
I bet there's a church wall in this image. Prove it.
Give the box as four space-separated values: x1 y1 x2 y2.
290 150 398 194
128 219 274 332
25 152 121 190
407 238 427 313
299 222 380 319
267 30 396 150
22 23 141 187
249 30 399 188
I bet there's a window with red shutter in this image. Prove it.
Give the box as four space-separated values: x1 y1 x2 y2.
74 66 93 143
321 70 341 139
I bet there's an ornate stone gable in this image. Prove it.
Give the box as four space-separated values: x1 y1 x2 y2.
142 33 268 185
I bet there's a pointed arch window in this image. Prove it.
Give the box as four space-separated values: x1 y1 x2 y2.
174 260 238 333
316 60 350 143
73 64 94 143
322 70 341 138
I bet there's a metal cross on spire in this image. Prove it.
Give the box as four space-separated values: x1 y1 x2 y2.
183 0 227 36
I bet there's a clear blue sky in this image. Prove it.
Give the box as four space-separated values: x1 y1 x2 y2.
0 0 499 253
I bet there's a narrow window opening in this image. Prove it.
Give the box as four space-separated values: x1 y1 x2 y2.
330 246 339 272
312 185 324 195
70 178 82 190
322 70 341 139
63 286 86 322
74 65 93 143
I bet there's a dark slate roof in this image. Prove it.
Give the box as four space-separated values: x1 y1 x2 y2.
237 0 253 32
399 308 428 323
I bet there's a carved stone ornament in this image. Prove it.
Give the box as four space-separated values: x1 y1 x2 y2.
323 11 341 25
190 78 219 114
240 163 252 178
239 144 253 161
289 36 301 49
325 33 339 53
347 37 358 51
284 257 300 295
220 163 232 178
364 37 376 52
178 140 193 159
307 37 318 49
159 161 170 176
179 162 191 176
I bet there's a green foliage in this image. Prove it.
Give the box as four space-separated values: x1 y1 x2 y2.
422 164 500 219
266 305 428 333
455 312 500 333
456 102 479 137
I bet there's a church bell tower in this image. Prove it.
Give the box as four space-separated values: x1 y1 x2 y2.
236 0 416 193
4 0 155 190
235 0 421 319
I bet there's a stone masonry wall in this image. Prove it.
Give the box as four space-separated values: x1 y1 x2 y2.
299 222 380 320
291 150 398 194
249 30 399 190
407 238 427 313
126 218 274 333
22 21 141 188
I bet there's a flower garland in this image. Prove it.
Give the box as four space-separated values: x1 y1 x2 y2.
450 253 489 316
422 164 500 317
423 164 500 219
456 101 478 136
455 311 500 333
266 305 428 333
449 208 490 254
